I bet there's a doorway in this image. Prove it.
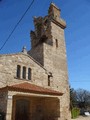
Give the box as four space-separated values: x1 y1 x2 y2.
15 99 30 120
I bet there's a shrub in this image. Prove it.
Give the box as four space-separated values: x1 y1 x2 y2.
71 107 80 119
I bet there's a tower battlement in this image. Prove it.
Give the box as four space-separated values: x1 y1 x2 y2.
30 3 66 48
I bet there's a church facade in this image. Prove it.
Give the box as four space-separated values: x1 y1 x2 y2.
0 3 71 120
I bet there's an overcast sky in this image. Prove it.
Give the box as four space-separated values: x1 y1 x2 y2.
0 0 90 91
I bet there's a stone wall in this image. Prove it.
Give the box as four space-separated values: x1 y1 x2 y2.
28 44 44 65
28 3 71 120
0 53 48 87
43 21 70 119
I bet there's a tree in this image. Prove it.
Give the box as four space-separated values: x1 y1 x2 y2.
75 89 90 109
70 87 77 109
70 88 90 109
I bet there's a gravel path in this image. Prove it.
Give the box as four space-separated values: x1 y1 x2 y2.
71 116 90 120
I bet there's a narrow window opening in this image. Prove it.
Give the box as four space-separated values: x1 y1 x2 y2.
48 75 50 86
22 66 26 79
56 39 58 48
17 65 21 78
28 68 31 80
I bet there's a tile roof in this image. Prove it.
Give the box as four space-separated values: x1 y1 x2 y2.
0 82 63 96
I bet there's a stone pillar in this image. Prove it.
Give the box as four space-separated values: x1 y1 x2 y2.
6 95 13 120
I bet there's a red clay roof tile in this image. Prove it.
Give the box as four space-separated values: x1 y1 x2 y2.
0 82 63 96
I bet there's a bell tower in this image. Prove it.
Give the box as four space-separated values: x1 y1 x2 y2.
28 3 66 67
28 3 71 120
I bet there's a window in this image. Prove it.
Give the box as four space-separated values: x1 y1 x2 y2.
17 65 21 78
28 68 31 80
48 75 50 86
22 66 26 79
55 39 58 48
16 65 32 80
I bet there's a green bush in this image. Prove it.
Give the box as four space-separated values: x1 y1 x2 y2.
71 107 80 119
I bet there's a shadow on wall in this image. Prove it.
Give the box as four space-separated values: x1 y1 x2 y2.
0 91 8 120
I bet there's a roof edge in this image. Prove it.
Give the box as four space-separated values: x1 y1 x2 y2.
0 82 63 96
0 52 47 71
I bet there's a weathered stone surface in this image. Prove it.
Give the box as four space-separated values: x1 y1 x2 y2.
0 3 71 120
28 3 71 120
0 53 48 87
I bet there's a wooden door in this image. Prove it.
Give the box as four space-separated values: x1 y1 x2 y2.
15 99 30 120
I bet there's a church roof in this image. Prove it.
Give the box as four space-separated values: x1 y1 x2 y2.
0 82 63 96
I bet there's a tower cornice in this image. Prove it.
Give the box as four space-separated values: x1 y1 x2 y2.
51 18 66 29
50 3 61 11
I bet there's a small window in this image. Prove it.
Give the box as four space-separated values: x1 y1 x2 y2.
17 65 21 78
22 66 26 79
28 68 31 80
48 75 50 86
56 39 58 48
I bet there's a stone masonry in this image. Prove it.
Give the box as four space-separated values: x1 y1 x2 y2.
0 3 71 120
28 3 71 120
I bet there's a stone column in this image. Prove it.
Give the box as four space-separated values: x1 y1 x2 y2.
6 95 13 120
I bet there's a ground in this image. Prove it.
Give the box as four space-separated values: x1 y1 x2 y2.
71 116 90 120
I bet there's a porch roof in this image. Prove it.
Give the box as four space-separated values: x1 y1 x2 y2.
0 82 63 96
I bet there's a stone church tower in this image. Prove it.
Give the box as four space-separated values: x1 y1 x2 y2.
29 3 70 118
28 3 71 120
0 3 71 120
